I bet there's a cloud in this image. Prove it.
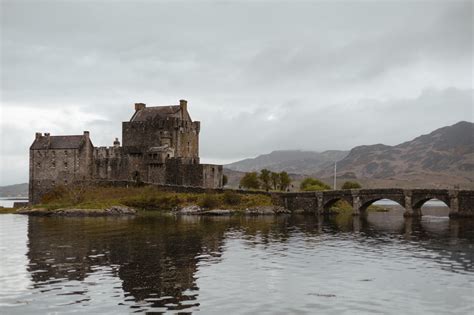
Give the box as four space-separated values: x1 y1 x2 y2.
0 0 472 184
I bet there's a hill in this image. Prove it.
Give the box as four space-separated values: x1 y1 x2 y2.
316 121 473 185
225 121 474 189
225 150 348 174
0 183 28 197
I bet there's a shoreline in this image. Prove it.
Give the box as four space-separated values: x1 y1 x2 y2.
14 205 291 217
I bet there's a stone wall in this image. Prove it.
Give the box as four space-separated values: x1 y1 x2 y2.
122 118 199 159
29 137 94 204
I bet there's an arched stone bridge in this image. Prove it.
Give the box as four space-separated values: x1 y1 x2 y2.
274 189 474 218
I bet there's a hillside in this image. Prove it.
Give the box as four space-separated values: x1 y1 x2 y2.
0 183 28 197
225 150 348 174
315 121 474 187
225 121 474 189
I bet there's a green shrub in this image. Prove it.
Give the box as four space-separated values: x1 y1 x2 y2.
300 178 331 191
240 172 260 189
341 181 362 189
122 194 181 211
223 191 242 205
198 194 220 209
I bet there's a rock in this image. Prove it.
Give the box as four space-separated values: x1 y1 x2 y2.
177 205 203 214
245 206 290 215
16 206 136 216
103 206 136 216
201 209 233 216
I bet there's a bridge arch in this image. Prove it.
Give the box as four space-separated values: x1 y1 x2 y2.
412 194 451 212
358 197 405 213
413 198 451 213
322 196 353 212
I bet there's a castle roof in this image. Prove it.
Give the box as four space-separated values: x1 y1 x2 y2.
30 135 86 150
130 105 182 122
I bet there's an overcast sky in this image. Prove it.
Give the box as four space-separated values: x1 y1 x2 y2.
0 0 472 185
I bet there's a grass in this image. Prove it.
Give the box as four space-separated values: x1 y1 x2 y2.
0 207 17 214
367 204 390 212
328 201 389 213
35 185 273 211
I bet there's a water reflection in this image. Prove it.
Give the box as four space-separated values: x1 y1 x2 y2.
19 211 474 313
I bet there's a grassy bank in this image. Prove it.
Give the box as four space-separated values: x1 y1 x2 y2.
0 207 17 214
327 200 389 213
35 185 273 211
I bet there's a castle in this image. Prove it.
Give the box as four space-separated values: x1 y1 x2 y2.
29 100 224 204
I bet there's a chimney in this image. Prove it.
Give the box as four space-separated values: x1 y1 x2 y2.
44 133 51 146
113 137 120 148
35 132 42 140
83 131 90 139
135 103 146 111
180 99 187 111
180 99 187 119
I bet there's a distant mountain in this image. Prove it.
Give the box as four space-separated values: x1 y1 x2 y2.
316 121 474 184
225 150 348 174
225 121 474 189
0 183 28 197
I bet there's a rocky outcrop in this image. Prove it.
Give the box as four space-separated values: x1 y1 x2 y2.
17 205 136 216
175 205 290 216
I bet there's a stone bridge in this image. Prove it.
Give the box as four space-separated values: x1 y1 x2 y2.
273 189 474 218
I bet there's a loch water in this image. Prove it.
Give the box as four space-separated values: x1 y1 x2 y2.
0 208 473 314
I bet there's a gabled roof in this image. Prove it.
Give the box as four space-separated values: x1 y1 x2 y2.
30 135 85 150
130 105 182 122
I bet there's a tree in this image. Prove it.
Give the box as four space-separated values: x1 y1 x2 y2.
341 181 362 189
270 172 280 190
222 174 228 187
240 172 260 190
279 171 291 191
259 169 272 191
300 177 331 191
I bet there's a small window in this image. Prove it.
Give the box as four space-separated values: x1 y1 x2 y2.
37 162 41 168
64 150 68 156
52 161 56 168
64 162 68 168
64 180 68 184
52 151 56 157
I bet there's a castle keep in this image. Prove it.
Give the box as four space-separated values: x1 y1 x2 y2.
29 100 223 203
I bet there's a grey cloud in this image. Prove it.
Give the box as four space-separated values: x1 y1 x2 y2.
0 0 472 185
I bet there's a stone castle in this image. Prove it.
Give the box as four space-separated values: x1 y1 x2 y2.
29 100 223 203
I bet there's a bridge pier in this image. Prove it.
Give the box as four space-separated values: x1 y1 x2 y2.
351 193 361 216
449 191 459 217
404 193 422 217
316 192 324 216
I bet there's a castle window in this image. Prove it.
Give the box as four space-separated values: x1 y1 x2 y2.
64 150 68 156
64 180 68 184
37 162 41 168
64 162 68 168
51 161 56 168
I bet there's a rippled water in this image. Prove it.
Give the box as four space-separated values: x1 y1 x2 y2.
0 208 473 314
